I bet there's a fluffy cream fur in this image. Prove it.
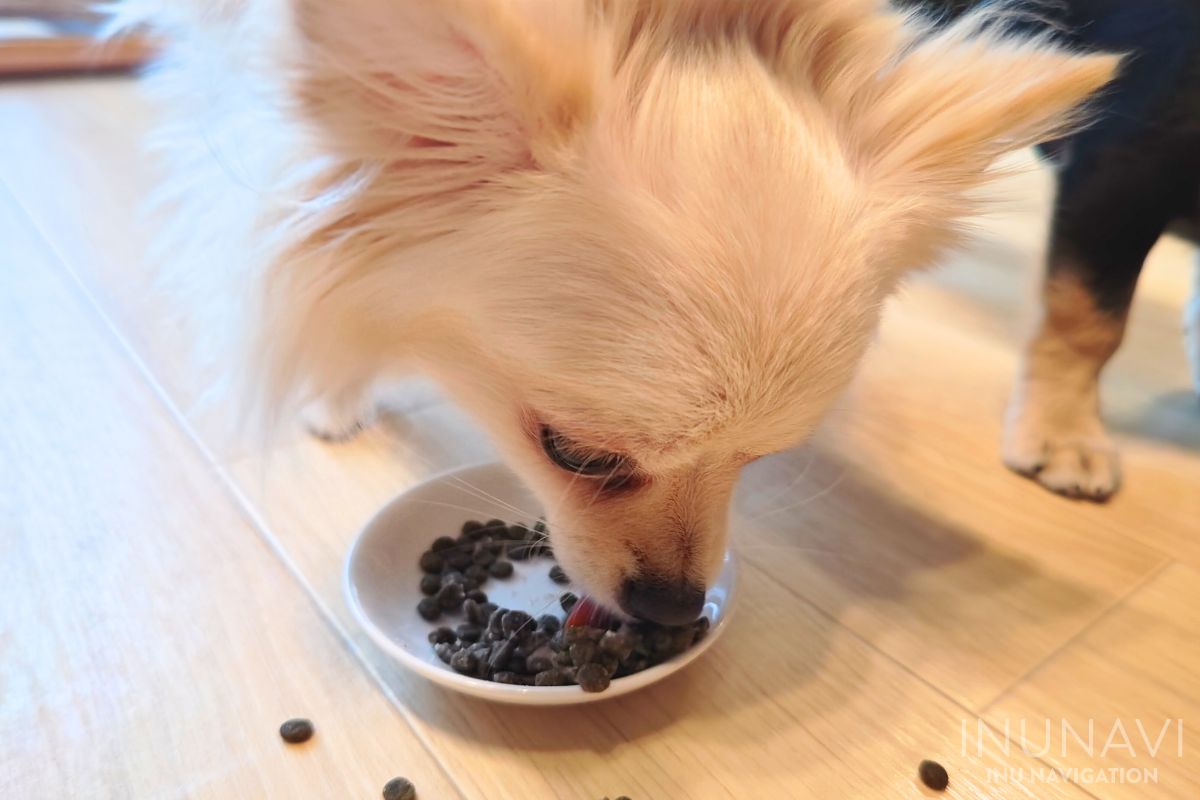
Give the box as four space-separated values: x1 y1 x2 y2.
112 0 1116 615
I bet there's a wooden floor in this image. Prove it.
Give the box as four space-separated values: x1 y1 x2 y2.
2 77 1197 800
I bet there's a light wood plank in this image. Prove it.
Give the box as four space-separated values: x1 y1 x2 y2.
985 563 1200 799
0 187 462 800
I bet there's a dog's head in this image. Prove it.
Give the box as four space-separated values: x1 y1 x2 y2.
270 0 1116 621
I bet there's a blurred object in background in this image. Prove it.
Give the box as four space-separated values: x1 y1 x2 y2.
0 0 153 77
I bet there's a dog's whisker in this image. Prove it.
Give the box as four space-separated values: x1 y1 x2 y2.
743 468 847 523
745 449 819 517
443 474 541 521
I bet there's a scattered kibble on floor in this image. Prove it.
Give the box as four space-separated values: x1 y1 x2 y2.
382 776 417 800
918 760 949 791
278 718 314 744
416 519 709 691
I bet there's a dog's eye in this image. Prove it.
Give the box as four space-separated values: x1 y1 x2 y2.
539 425 629 480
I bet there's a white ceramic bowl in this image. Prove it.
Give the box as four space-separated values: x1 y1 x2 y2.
344 462 736 705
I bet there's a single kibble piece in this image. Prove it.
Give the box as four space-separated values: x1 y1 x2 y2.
488 560 514 579
446 550 473 570
576 663 611 693
533 519 547 535
456 623 483 643
537 614 561 634
278 718 314 744
416 597 441 622
430 536 456 553
483 519 507 536
918 760 949 792
466 589 488 604
418 550 444 574
464 564 489 584
560 592 578 613
507 543 531 561
548 565 570 585
449 649 478 675
419 574 441 596
382 776 416 800
460 520 484 538
427 627 457 645
436 582 465 610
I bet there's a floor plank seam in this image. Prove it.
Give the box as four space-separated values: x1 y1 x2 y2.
746 557 1136 799
3 179 473 800
978 555 1176 717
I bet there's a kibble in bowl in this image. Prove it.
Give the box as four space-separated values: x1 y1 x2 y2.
344 462 736 706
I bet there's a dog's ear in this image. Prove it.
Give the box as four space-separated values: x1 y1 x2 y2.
293 0 594 172
837 10 1118 261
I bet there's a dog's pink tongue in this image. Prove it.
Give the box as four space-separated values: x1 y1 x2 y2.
564 595 615 630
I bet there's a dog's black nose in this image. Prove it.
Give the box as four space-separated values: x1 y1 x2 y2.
618 577 706 626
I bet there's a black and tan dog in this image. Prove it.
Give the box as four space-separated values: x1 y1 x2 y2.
902 0 1200 500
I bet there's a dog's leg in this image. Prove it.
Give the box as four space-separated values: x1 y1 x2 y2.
1002 168 1170 501
1187 252 1200 398
1003 270 1129 500
302 388 375 442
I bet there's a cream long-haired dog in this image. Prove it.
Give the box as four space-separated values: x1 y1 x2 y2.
113 0 1115 624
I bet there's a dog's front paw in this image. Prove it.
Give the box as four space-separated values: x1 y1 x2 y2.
301 396 373 443
1002 384 1121 502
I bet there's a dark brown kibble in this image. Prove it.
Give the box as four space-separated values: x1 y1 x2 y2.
419 574 441 596
534 669 567 686
492 671 520 684
533 519 547 535
436 582 465 610
501 610 533 637
508 522 530 540
467 589 488 604
472 546 497 566
576 663 611 693
548 565 569 585
537 614 561 634
460 520 484 537
433 641 456 663
569 640 598 667
486 608 507 640
446 550 473 570
488 560 514 578
507 543 531 561
462 598 483 625
488 637 517 671
418 550 444 574
464 564 488 584
918 760 949 791
450 649 478 675
525 645 555 673
382 776 416 800
428 626 457 645
599 631 635 661
456 623 483 643
560 592 578 613
483 519 507 536
430 536 456 553
441 570 464 586
417 597 441 622
279 718 314 744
